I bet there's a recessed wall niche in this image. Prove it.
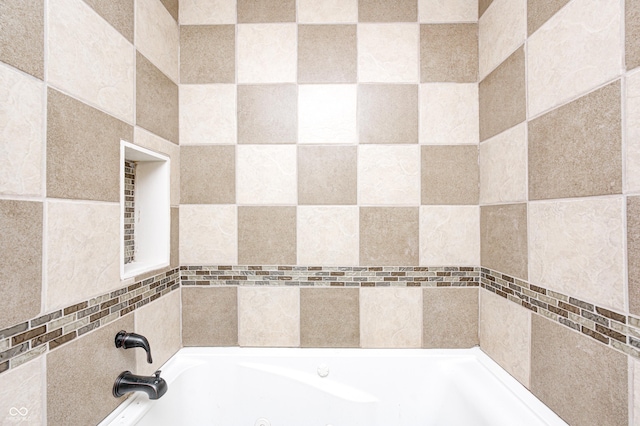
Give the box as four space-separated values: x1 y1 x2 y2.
121 141 170 279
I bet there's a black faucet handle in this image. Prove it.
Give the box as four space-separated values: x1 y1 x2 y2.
115 331 153 364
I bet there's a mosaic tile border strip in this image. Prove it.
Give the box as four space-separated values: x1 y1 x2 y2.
0 268 180 376
180 265 482 287
480 268 640 360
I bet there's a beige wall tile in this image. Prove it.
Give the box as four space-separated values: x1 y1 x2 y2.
634 358 640 426
297 206 359 266
238 24 297 83
0 1 43 79
359 145 421 205
479 46 525 141
360 207 419 266
160 0 178 21
629 196 640 315
479 123 527 204
423 288 478 348
480 203 528 280
83 0 134 43
529 198 625 311
421 145 479 205
180 0 236 25
180 25 235 84
358 84 419 144
46 201 121 311
298 0 358 23
47 316 136 426
182 287 238 346
527 0 570 36
419 83 478 145
179 205 237 265
479 290 530 386
237 0 295 23
238 206 297 265
238 287 300 347
530 315 628 426
0 359 43 424
136 52 179 143
180 84 237 145
0 64 44 196
133 127 180 206
419 206 479 266
180 145 235 204
529 81 622 200
47 88 132 202
237 145 297 204
134 290 181 375
358 24 419 83
0 201 42 330
298 25 357 83
479 0 494 17
298 146 357 205
628 0 640 70
527 0 622 117
360 288 422 348
135 0 179 83
358 0 417 22
48 0 134 122
419 0 477 23
299 85 357 143
627 70 640 191
478 0 525 80
301 288 359 347
238 84 297 144
171 207 179 267
420 23 477 83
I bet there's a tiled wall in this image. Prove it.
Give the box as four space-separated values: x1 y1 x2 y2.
0 1 181 424
477 0 639 425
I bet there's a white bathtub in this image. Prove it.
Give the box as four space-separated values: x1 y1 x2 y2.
100 347 567 426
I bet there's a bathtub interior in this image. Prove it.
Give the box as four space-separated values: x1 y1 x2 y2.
100 347 568 426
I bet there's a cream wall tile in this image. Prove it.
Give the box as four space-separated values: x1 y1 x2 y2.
46 201 120 311
527 0 622 117
136 0 179 83
419 206 479 266
358 145 420 205
299 85 357 144
627 70 640 192
237 145 297 204
134 290 181 375
479 290 530 386
179 205 237 264
238 287 300 347
478 0 526 80
180 84 237 145
237 24 297 83
358 24 419 83
0 359 43 424
48 0 134 122
298 0 358 23
419 0 477 23
360 288 422 348
180 0 237 24
419 83 478 145
0 63 44 196
133 127 180 206
297 206 359 266
529 198 625 310
635 358 640 426
479 123 527 204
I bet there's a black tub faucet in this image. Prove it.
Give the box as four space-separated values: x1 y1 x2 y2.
113 370 168 400
115 331 153 364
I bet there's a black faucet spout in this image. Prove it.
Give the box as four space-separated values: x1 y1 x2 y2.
115 331 153 363
113 370 168 400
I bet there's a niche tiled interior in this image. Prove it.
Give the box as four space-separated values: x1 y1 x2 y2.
1 0 640 425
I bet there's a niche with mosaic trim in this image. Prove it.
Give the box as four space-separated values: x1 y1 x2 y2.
121 141 170 279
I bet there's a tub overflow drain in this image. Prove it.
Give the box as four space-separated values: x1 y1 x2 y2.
255 419 270 426
317 363 330 378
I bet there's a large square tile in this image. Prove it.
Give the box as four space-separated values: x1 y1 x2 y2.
180 84 237 145
180 205 237 265
298 146 357 205
182 287 238 346
179 0 236 24
478 0 525 80
135 0 179 82
423 288 478 348
358 84 418 144
480 203 528 280
0 359 43 424
237 145 297 204
238 84 297 144
419 83 478 145
358 0 417 22
629 196 640 316
180 145 235 204
421 145 479 205
360 288 422 348
420 24 477 83
0 0 44 79
180 25 235 84
627 71 640 191
298 85 357 143
360 207 419 265
628 0 640 70
238 287 300 346
238 24 297 83
298 25 357 83
419 206 479 266
359 145 420 205
301 288 359 347
237 0 295 23
358 24 419 83
238 207 297 265
297 206 359 266
298 0 358 23
419 0 477 23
